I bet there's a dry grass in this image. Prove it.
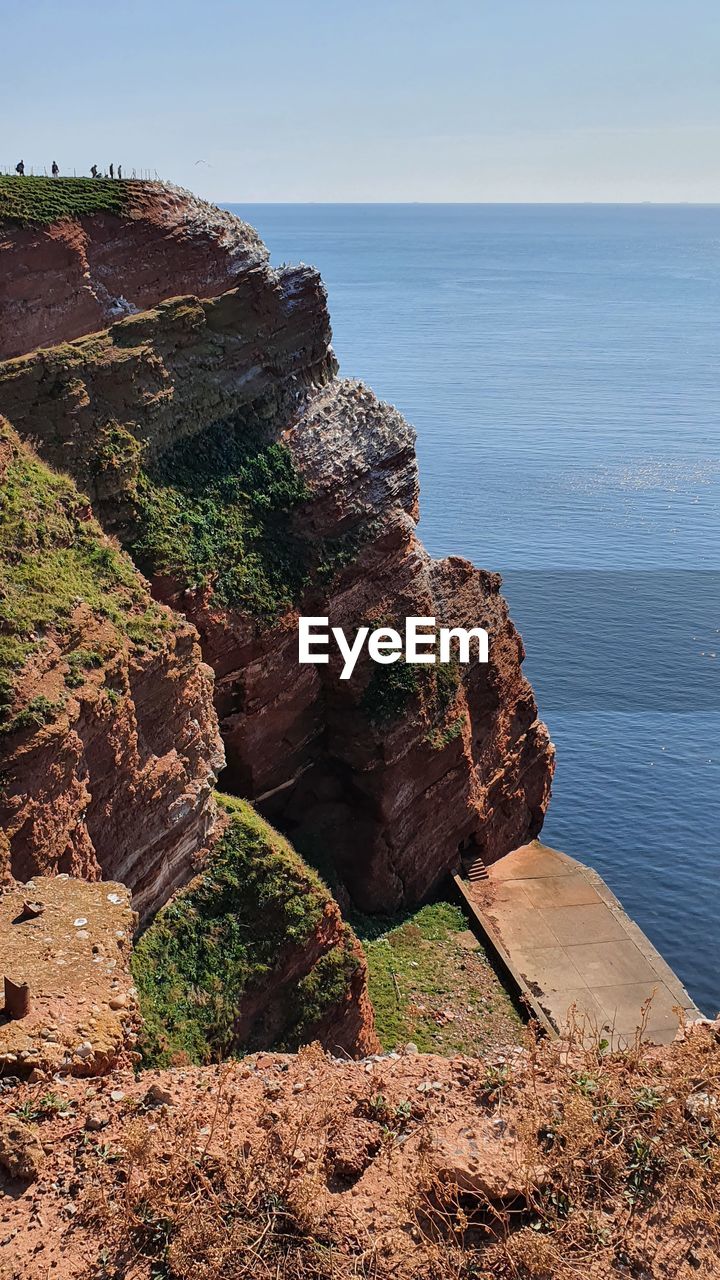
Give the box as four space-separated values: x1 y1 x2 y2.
420 1013 720 1278
70 1023 720 1279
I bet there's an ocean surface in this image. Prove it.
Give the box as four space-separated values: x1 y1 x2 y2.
225 203 720 1015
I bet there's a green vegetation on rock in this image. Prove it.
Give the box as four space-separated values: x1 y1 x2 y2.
358 901 524 1055
0 424 169 728
362 649 462 733
130 419 313 620
0 175 129 227
361 657 420 725
132 794 360 1067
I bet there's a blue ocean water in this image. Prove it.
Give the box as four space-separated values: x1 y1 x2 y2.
226 203 720 1015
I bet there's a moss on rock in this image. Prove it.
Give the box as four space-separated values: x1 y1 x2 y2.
0 421 169 727
132 794 361 1067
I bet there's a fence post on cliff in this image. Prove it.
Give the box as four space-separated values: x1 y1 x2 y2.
4 976 31 1020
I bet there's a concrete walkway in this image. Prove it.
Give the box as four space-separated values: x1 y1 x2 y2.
462 841 700 1046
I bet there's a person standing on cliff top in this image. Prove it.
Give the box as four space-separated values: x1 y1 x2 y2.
15 160 24 175
51 161 59 177
90 164 99 178
109 163 114 179
117 164 122 179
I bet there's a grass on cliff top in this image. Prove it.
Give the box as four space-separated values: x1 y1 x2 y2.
0 423 169 730
132 794 360 1068
358 901 524 1055
0 175 130 227
128 417 315 620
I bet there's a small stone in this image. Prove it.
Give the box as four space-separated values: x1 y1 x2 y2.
73 918 88 928
84 1114 106 1132
685 1091 717 1123
19 901 44 920
108 995 127 1010
0 1118 44 1181
75 930 90 941
144 1083 172 1107
110 1089 125 1103
75 1043 93 1059
405 1043 419 1055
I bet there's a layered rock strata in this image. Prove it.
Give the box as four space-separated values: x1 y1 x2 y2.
0 421 223 920
0 182 266 359
0 199 554 911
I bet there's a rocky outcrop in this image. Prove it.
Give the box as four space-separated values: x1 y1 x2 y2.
0 422 224 920
0 211 554 912
131 794 379 1060
0 182 266 360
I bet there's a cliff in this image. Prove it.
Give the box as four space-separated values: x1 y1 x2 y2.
0 189 554 912
0 177 266 359
0 420 223 920
0 422 376 1058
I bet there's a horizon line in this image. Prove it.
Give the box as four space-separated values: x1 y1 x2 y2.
218 198 720 207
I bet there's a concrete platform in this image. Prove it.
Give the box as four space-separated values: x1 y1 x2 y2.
462 841 701 1047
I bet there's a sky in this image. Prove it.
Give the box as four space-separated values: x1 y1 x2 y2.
3 0 720 202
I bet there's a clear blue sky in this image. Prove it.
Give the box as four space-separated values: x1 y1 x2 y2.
4 0 719 201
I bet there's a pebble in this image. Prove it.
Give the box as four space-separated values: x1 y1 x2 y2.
144 1083 173 1107
109 995 127 1010
110 1089 125 1103
73 918 88 928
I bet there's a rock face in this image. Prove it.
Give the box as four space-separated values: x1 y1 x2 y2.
0 204 554 912
0 183 266 360
0 422 224 920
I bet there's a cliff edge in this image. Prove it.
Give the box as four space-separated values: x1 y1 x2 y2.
0 176 265 359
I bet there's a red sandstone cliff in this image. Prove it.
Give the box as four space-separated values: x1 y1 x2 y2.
0 421 224 921
0 422 376 1057
0 215 554 909
0 183 266 360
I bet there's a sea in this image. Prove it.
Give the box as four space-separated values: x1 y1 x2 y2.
225 203 720 1016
